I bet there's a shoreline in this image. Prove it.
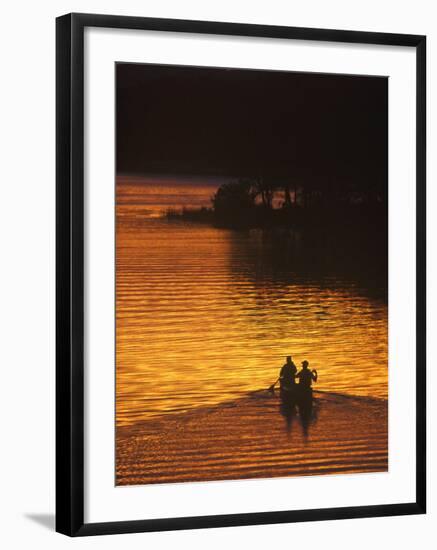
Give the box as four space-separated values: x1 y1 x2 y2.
164 203 388 233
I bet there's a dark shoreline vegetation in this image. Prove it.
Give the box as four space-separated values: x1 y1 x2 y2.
165 176 387 230
165 177 388 300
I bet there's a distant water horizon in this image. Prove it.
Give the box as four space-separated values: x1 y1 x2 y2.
117 173 223 218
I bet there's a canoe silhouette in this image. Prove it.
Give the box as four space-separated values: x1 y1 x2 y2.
280 384 313 406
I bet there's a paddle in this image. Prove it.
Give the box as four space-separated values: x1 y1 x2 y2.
268 378 280 393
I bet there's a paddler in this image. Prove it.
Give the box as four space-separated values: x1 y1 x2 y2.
279 355 297 391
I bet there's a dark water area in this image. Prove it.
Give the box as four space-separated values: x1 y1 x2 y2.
225 222 387 303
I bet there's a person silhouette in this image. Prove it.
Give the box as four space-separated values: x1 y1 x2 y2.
279 355 297 392
296 360 317 430
296 360 317 389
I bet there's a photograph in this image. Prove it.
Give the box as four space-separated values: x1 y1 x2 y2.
115 62 389 486
0 1 430 545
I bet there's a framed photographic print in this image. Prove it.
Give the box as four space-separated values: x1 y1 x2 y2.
56 13 426 536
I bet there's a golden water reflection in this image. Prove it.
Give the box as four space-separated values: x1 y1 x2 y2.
116 178 387 428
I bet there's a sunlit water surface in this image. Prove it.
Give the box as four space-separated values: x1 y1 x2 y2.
116 176 388 428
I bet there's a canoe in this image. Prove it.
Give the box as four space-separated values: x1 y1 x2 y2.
279 385 298 404
280 385 313 405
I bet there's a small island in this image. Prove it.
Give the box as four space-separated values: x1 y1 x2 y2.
165 175 387 238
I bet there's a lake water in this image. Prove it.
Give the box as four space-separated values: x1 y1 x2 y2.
116 176 388 428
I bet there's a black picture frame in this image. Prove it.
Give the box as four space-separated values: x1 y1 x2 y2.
56 12 426 537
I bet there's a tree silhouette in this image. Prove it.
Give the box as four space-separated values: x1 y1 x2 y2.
212 179 256 218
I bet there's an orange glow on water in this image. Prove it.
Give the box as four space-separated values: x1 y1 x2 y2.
115 177 388 428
